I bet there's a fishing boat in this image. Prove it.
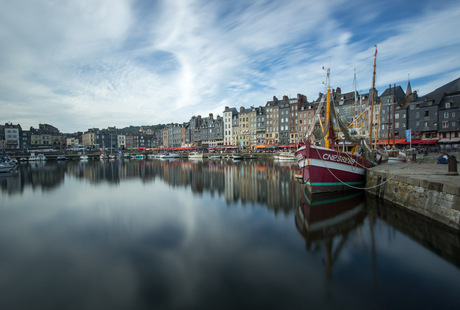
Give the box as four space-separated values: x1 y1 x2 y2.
80 155 89 161
295 58 377 193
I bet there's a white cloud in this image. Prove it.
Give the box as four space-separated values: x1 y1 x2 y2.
0 0 459 132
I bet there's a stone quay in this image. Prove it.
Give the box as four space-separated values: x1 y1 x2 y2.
365 152 460 231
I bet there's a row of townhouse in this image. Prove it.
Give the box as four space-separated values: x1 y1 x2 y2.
2 78 459 151
161 78 458 150
0 123 67 151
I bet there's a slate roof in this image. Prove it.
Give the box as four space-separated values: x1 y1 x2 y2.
422 77 460 104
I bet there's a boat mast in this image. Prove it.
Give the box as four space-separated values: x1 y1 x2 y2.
324 67 332 149
369 45 377 149
353 69 357 120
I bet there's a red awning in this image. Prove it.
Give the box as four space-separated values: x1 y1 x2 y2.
400 139 438 145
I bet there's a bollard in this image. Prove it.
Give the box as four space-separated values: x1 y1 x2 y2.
447 155 458 175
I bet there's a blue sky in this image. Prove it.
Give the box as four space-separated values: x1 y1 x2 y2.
1 0 459 133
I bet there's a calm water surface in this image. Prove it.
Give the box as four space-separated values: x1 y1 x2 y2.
1 159 459 310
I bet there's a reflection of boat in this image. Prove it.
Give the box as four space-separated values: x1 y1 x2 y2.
80 155 89 161
273 152 295 161
295 190 366 241
208 155 222 159
295 64 375 193
295 189 367 279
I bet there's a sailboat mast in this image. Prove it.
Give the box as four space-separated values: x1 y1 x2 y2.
353 69 357 119
324 68 331 149
369 45 377 149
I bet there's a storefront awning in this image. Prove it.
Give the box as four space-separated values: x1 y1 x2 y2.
376 139 407 145
399 139 438 145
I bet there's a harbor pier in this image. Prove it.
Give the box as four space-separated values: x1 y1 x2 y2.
366 152 460 231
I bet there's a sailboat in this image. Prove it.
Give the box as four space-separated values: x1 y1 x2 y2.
295 49 378 193
1 148 17 173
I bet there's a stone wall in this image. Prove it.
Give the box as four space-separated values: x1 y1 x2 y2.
366 169 460 231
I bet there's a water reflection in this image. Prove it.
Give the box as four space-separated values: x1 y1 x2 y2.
1 159 460 309
0 159 303 214
295 190 368 280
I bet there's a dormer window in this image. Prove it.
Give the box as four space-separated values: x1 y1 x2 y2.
446 102 451 108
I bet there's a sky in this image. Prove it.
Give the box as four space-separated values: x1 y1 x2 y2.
1 0 459 133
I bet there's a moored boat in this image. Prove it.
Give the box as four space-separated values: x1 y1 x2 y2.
188 152 203 160
1 149 18 173
162 153 180 159
36 154 47 161
0 162 16 173
273 151 296 161
295 62 376 193
208 155 222 159
295 140 373 193
232 154 244 160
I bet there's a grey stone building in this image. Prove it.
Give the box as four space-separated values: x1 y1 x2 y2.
278 96 290 145
378 85 407 141
256 106 265 145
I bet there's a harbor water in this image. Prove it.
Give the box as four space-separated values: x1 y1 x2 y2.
1 159 459 309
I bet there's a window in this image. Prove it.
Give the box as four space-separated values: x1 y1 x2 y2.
446 102 451 108
452 112 456 118
442 121 449 128
424 111 429 117
416 112 420 118
424 121 429 127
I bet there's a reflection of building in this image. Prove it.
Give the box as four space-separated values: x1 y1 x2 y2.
1 160 304 216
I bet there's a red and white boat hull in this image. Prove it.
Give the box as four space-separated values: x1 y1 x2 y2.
295 141 373 193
